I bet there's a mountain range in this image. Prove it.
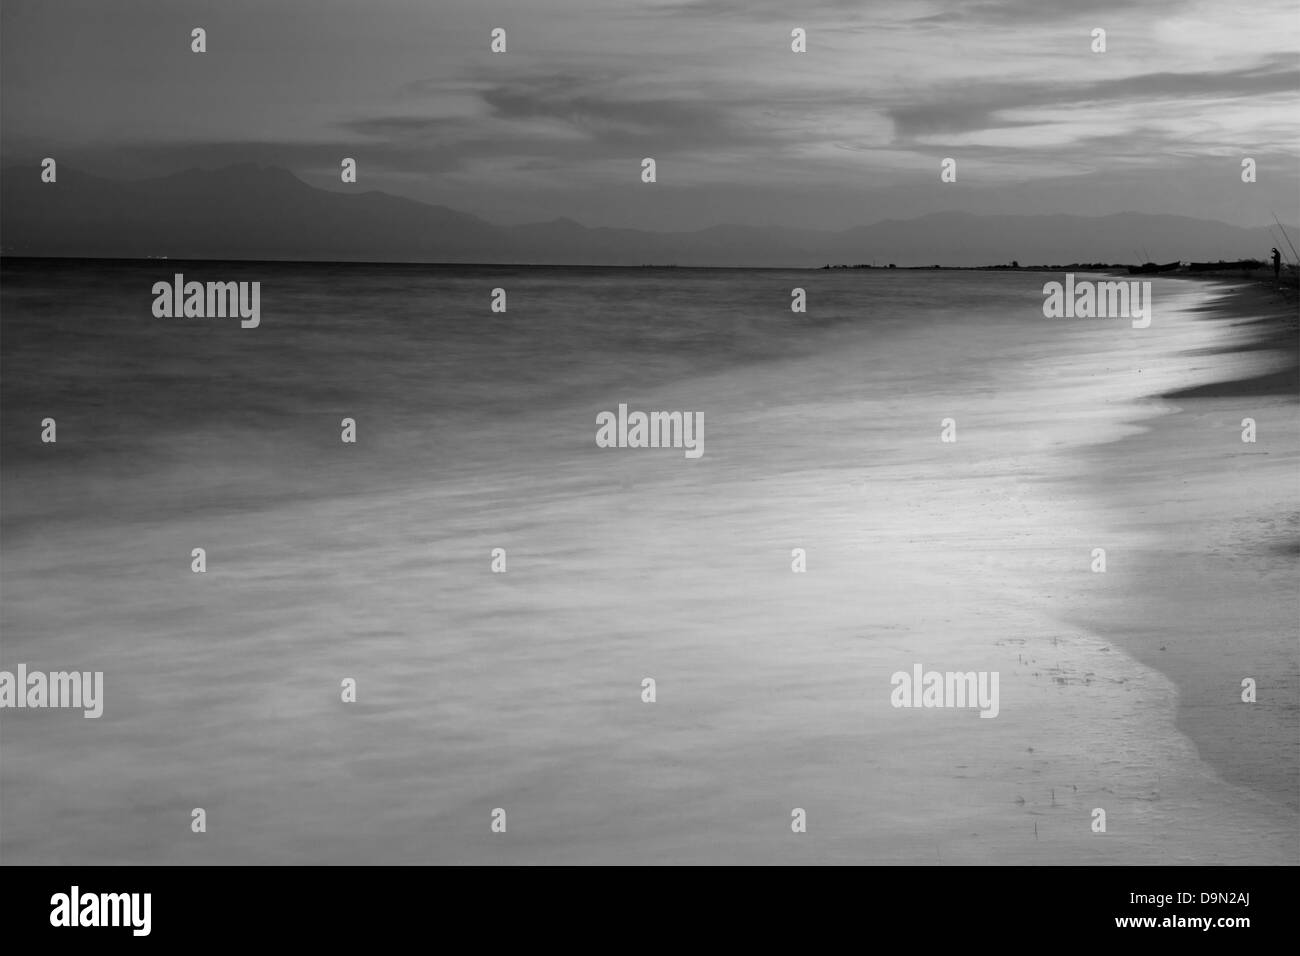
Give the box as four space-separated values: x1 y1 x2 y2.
1 164 1291 268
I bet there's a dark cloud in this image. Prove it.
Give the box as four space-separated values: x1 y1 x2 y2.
338 116 466 140
910 0 1181 24
342 69 785 165
887 61 1300 139
643 0 870 19
480 82 753 150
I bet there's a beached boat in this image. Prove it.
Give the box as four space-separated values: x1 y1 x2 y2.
1186 259 1264 272
1127 260 1181 275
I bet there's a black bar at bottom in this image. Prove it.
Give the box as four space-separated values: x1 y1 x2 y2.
0 865 1279 942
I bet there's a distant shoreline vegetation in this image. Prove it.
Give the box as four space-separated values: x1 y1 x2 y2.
0 254 1293 283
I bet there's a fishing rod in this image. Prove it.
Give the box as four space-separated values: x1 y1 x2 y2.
1272 214 1299 264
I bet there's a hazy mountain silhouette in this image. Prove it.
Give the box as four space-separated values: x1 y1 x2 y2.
1 165 1290 267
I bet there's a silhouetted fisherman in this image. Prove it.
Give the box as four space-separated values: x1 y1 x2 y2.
1272 247 1282 283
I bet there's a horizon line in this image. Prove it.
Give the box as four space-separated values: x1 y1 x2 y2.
0 253 1277 275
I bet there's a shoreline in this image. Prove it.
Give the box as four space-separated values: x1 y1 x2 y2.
1070 277 1298 827
4 254 1296 277
1162 279 1300 398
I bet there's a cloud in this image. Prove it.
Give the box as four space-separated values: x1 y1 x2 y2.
886 60 1300 142
910 0 1182 25
1 0 1295 230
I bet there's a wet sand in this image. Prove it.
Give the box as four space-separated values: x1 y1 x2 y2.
1072 279 1299 839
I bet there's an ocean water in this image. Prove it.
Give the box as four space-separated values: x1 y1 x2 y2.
1 260 1294 864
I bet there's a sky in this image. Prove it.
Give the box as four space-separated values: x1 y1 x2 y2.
2 0 1297 231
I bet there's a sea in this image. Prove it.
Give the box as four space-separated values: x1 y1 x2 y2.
2 259 1295 864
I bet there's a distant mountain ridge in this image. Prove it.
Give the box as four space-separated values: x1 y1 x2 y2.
1 164 1291 268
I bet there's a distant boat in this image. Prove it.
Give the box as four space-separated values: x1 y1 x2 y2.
1186 259 1264 273
1127 260 1181 275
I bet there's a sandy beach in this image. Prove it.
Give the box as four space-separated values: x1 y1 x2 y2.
1072 279 1299 836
